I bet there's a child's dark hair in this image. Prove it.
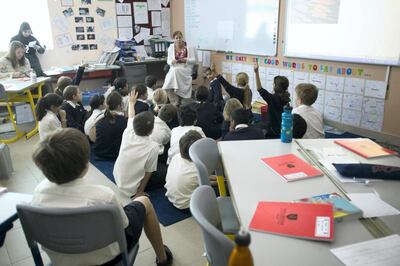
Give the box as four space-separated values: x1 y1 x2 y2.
231 108 249 126
35 93 63 121
134 84 148 98
273 76 290 105
145 75 157 88
295 83 318 106
293 114 307 139
104 92 123 124
178 104 197 126
63 85 79 101
113 77 128 96
179 130 202 161
133 111 154 136
32 128 90 184
159 104 177 122
89 94 105 111
195 86 209 102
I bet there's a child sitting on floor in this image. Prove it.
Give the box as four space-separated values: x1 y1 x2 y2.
36 93 66 140
61 85 87 132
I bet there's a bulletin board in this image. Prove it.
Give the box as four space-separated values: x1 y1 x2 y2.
114 0 171 43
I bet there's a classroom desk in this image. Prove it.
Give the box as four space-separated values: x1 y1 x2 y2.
0 192 32 247
1 77 50 143
44 65 120 81
218 139 400 266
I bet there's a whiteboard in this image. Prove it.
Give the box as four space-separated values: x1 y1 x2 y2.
284 0 400 66
184 0 280 56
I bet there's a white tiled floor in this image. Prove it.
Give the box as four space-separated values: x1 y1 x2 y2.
0 135 206 266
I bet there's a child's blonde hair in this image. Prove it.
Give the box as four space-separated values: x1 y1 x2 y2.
223 98 243 121
152 88 168 105
236 72 251 109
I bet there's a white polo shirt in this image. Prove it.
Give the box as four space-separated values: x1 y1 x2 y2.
165 154 199 209
84 109 104 136
150 116 171 154
113 118 159 198
292 104 325 139
167 125 205 164
31 177 129 266
38 111 61 141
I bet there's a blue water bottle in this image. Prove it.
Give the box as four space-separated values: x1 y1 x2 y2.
281 104 293 143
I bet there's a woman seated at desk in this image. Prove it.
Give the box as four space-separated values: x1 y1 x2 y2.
0 41 31 79
162 31 197 106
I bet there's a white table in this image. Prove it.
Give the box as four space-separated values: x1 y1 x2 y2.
218 139 400 266
1 77 50 142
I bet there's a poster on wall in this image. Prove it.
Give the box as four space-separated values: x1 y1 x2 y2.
116 3 132 15
55 33 73 48
96 7 106 17
61 0 73 7
133 2 149 24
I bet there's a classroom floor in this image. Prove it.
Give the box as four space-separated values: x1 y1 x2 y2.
0 134 206 266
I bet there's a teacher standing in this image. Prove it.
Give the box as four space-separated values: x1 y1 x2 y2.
10 22 45 76
162 31 197 106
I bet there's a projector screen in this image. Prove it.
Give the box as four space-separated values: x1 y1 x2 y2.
284 0 400 66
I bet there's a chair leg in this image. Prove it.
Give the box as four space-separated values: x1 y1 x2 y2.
0 103 25 144
216 176 227 197
225 233 235 241
31 244 44 266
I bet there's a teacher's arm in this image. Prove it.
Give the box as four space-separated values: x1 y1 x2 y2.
167 44 176 66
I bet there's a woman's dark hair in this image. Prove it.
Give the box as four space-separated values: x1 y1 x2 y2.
104 92 123 124
113 77 128 96
195 86 209 102
35 93 63 121
273 76 291 105
32 128 90 184
19 22 32 35
6 41 27 69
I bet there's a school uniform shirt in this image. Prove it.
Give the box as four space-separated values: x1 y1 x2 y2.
150 116 171 155
0 56 31 79
222 124 265 141
257 87 287 136
93 111 127 160
194 102 223 139
216 75 252 109
38 111 62 140
104 87 129 112
293 105 325 139
113 118 159 198
165 154 199 209
135 99 150 114
147 87 155 102
168 125 206 164
61 101 87 132
84 109 104 136
31 178 129 266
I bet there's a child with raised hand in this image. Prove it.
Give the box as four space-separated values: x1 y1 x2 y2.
254 62 290 138
61 85 87 132
36 93 66 140
204 65 227 112
31 127 172 266
54 64 85 97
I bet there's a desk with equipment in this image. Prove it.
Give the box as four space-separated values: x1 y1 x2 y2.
44 64 121 82
218 138 400 265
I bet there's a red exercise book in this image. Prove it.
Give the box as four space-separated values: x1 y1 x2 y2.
249 201 334 241
261 154 323 182
334 139 397 159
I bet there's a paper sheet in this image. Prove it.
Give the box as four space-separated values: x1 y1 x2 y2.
161 8 171 37
222 62 232 74
148 0 161 11
133 2 149 24
153 27 162 35
135 45 148 58
117 16 132 27
344 77 365 95
202 51 211 67
293 71 309 87
347 193 400 218
15 104 34 124
364 80 387 99
331 235 400 266
266 68 280 92
360 97 385 132
151 11 161 27
324 91 342 108
52 16 69 33
118 27 133 41
98 35 116 52
313 89 325 107
309 73 326 89
55 34 73 48
99 17 116 31
342 93 363 111
116 3 132 15
341 109 362 126
326 75 345 92
323 105 341 122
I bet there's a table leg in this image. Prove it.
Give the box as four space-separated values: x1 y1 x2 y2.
25 88 39 140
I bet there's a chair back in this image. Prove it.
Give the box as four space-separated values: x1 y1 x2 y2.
189 138 223 176
190 185 234 266
17 204 130 265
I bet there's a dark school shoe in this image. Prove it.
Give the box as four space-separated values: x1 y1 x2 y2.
156 245 173 266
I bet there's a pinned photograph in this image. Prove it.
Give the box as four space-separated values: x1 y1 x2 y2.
75 17 84 23
79 8 89 16
87 34 95 40
86 26 95 32
76 27 85 33
81 0 91 4
81 44 89 50
71 44 80 51
77 34 85 40
96 7 106 17
62 8 74 17
86 17 95 23
90 44 98 50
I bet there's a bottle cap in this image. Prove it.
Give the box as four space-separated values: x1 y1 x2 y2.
235 229 251 246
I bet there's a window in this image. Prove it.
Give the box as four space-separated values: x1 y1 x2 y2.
0 0 53 51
